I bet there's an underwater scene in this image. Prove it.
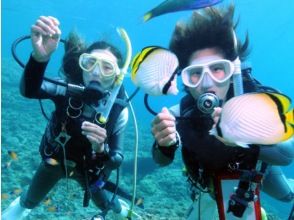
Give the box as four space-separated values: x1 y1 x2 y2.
2 0 294 219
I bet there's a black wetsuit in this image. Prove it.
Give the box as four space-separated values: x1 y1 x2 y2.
20 56 128 213
152 75 268 190
152 73 294 202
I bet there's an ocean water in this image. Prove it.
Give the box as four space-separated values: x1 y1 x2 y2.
2 0 294 219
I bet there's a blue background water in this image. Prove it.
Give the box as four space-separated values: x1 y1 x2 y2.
2 0 294 219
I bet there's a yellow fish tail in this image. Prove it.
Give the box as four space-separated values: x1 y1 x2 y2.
143 12 152 22
285 108 294 125
283 123 294 142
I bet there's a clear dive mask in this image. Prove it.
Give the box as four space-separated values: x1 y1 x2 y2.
181 59 234 88
79 53 120 79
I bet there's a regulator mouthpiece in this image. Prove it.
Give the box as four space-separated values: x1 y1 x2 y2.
197 93 220 114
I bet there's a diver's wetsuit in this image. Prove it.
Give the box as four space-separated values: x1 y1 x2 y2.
152 78 294 202
19 55 128 213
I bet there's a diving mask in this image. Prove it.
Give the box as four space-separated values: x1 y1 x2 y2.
181 59 234 88
79 53 120 78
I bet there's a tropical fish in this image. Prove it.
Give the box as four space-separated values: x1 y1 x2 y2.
143 0 223 22
8 150 18 160
135 197 144 209
47 205 59 212
209 92 294 148
1 193 9 200
131 46 179 96
43 197 52 206
10 188 22 195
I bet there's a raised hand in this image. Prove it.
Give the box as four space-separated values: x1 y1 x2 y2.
31 16 61 62
151 107 177 147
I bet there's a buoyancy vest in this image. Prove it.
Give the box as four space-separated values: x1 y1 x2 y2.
40 85 128 167
177 93 259 187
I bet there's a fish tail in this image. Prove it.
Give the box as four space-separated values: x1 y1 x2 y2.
285 108 294 125
283 123 294 142
143 12 152 22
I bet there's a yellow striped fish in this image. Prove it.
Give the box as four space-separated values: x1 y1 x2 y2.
210 92 294 148
131 46 179 96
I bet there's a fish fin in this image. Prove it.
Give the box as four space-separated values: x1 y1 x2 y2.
235 142 250 148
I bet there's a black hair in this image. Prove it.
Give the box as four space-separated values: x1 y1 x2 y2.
61 31 123 85
169 5 250 69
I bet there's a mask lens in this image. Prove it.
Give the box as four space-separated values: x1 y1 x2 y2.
181 59 234 87
79 53 119 77
100 60 116 76
182 66 203 87
80 56 98 71
208 61 233 82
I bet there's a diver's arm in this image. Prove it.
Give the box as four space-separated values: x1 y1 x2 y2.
103 108 128 170
261 165 294 202
20 55 49 98
259 138 294 165
152 142 179 166
20 55 66 99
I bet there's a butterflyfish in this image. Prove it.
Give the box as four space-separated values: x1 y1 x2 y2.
209 92 294 148
131 46 179 96
143 0 223 22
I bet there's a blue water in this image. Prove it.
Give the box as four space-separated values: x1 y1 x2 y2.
2 0 294 219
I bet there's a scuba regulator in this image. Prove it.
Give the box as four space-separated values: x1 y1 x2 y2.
197 93 220 114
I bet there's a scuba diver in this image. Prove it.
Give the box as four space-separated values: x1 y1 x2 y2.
149 5 294 219
2 16 133 220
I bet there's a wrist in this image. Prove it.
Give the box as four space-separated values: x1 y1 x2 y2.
94 143 105 153
95 143 110 157
32 52 50 63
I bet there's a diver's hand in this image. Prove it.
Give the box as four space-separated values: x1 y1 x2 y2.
31 16 61 62
81 121 107 153
211 107 222 126
151 107 177 147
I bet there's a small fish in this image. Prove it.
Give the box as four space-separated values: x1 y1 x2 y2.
135 197 144 209
43 197 52 206
210 92 294 148
47 205 59 212
143 0 223 22
131 46 179 96
1 193 9 200
8 150 18 160
10 188 22 195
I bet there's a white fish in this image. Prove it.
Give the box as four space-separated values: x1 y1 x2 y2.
210 92 294 148
131 46 179 96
